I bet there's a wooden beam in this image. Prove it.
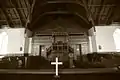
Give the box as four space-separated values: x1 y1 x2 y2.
81 0 95 31
28 0 34 6
95 0 104 25
0 8 14 28
25 0 35 30
0 0 15 27
106 6 116 24
10 0 26 27
27 0 36 23
105 7 114 24
79 44 83 63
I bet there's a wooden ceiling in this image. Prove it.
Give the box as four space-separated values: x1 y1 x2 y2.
0 0 120 29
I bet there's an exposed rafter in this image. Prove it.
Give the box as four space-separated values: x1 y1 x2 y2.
95 0 104 25
10 0 26 27
28 0 34 6
25 0 36 34
0 0 119 28
0 8 14 28
26 0 36 25
81 0 95 31
105 7 114 24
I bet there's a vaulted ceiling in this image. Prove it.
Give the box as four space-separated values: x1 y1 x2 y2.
0 0 120 31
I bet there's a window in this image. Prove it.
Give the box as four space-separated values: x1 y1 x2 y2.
0 31 8 58
113 28 120 52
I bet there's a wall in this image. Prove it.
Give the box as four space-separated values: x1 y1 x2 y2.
7 28 25 54
69 35 89 55
0 28 25 55
88 27 97 53
31 33 89 58
31 36 52 56
95 26 120 52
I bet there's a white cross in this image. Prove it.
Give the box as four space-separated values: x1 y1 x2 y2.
51 57 63 76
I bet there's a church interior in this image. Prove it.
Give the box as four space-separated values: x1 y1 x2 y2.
0 0 120 80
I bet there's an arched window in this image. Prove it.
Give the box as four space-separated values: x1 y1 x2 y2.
113 28 120 52
0 31 8 57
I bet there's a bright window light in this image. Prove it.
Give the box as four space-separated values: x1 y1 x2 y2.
113 28 120 52
42 49 44 52
77 48 79 51
0 31 8 56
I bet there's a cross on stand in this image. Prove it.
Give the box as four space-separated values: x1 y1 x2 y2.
51 57 63 77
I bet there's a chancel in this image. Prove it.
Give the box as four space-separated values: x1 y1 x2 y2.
0 0 120 80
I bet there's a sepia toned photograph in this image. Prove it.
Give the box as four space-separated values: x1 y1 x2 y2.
0 0 120 80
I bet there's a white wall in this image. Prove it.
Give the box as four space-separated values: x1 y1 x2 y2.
95 26 120 52
7 28 25 54
88 27 97 53
0 28 25 55
28 38 32 54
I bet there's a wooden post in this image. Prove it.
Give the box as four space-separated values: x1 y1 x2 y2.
79 44 83 63
69 53 74 68
39 45 42 56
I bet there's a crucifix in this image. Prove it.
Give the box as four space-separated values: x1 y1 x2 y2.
51 57 63 77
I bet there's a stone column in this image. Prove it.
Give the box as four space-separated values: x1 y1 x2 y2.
24 29 33 54
24 29 33 68
88 27 97 53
